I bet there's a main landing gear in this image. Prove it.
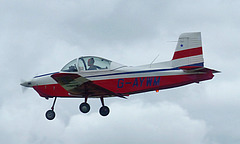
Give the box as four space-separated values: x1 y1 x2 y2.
99 97 110 116
45 96 110 120
79 97 90 113
79 96 110 116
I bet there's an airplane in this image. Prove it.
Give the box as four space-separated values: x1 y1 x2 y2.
21 32 219 120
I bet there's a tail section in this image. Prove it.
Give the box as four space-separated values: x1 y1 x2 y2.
172 32 204 68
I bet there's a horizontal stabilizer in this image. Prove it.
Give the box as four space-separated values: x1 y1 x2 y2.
179 66 220 73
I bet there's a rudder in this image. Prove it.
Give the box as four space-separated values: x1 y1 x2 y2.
172 32 204 68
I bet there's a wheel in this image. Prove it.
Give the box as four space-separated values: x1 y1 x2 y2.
45 110 55 120
99 106 110 116
79 102 90 113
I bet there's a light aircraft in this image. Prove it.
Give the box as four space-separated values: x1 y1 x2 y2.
21 32 219 120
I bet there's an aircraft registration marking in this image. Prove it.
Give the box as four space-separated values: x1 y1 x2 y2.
117 77 160 88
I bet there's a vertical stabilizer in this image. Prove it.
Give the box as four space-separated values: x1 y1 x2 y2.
172 32 204 68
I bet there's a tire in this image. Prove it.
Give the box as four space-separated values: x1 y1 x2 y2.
45 110 55 120
79 102 90 113
99 106 110 116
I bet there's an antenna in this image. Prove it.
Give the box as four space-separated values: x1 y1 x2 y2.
150 54 159 68
167 41 178 42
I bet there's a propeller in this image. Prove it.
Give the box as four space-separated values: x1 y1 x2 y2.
20 79 33 93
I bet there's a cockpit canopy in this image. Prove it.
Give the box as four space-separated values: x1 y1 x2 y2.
61 56 124 72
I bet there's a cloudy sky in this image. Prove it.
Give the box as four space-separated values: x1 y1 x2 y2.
1 0 240 143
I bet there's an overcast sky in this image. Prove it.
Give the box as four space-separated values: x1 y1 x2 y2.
1 0 240 144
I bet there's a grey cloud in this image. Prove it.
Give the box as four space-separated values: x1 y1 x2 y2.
0 0 240 144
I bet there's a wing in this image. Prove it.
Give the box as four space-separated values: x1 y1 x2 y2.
51 73 119 98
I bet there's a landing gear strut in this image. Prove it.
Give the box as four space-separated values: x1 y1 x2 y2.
99 97 110 116
79 97 110 116
44 96 111 120
45 97 57 120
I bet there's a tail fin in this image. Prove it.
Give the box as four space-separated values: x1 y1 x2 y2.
172 32 204 68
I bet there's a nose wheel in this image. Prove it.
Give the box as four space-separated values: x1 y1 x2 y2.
45 110 55 120
45 97 57 120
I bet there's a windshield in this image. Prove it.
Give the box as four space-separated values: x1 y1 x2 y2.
61 56 122 72
81 56 111 70
61 59 78 72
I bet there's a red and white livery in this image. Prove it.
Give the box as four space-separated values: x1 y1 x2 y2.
21 32 219 120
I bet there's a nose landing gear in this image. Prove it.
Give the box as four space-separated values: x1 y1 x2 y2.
45 97 57 120
45 109 55 120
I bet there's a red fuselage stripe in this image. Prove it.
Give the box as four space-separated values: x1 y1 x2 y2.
33 72 214 98
172 47 203 60
93 73 213 95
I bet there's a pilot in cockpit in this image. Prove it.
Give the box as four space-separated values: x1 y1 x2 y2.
87 58 101 70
